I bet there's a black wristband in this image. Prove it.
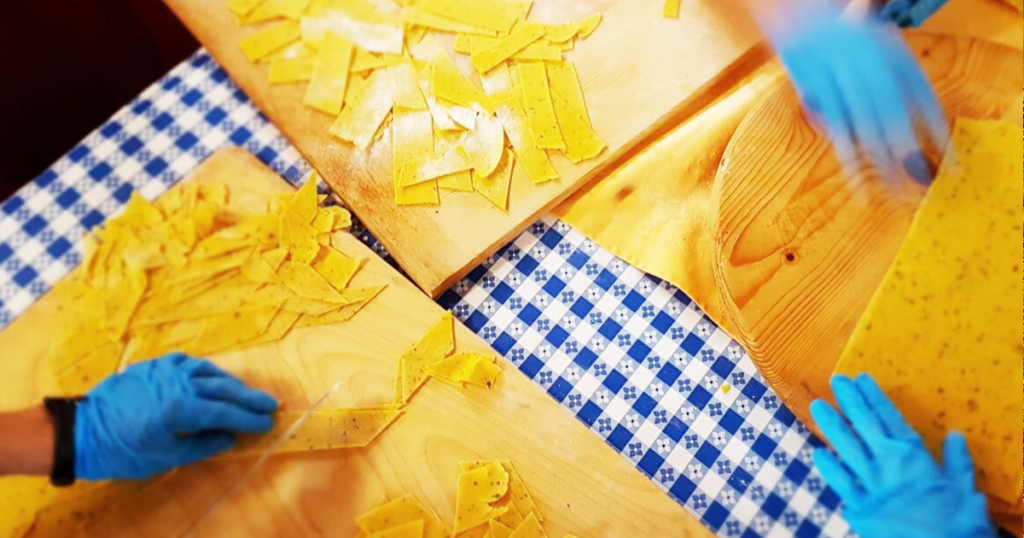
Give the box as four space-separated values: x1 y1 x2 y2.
43 397 82 487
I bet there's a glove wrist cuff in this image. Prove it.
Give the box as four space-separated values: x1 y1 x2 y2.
43 397 82 487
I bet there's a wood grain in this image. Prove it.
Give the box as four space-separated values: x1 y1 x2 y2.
0 148 707 538
555 53 786 335
160 0 763 296
555 0 1022 331
710 33 1021 511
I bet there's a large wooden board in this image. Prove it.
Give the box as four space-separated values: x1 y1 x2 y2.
556 15 1024 531
0 148 708 538
558 32 1022 532
161 0 762 296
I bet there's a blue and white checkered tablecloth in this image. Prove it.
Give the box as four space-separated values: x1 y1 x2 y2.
0 50 851 538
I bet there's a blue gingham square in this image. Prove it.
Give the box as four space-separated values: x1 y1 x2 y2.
0 49 853 538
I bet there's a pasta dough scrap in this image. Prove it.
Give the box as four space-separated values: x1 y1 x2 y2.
472 148 514 211
269 56 317 84
401 6 497 36
277 0 310 19
490 520 515 538
300 8 404 54
507 513 547 538
546 62 605 163
431 51 490 110
368 520 424 538
400 311 456 401
663 0 681 18
330 69 395 149
278 261 346 302
399 146 473 187
356 495 450 538
470 23 546 74
393 109 439 205
303 32 355 114
462 112 506 176
228 0 268 17
388 61 428 110
427 352 500 387
311 247 362 288
516 63 564 150
421 0 520 33
239 20 302 62
454 461 509 532
459 461 542 523
494 96 557 184
438 170 474 192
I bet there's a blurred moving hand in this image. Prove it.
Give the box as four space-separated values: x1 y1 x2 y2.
882 0 952 28
75 353 277 480
761 3 949 180
811 374 995 538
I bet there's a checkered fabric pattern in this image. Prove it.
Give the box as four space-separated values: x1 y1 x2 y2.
0 49 851 538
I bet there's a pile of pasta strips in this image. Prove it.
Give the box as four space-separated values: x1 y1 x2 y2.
47 176 383 394
230 0 606 210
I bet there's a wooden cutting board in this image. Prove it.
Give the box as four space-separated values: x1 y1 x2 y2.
710 32 1021 441
0 148 708 538
710 33 1023 524
160 0 763 297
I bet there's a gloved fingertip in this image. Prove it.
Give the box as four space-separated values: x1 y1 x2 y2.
809 399 837 423
942 430 977 486
810 446 833 467
830 374 855 395
830 373 851 383
253 391 279 414
852 373 880 394
944 430 968 449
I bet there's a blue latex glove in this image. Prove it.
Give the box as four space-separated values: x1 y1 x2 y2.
768 6 948 182
810 374 995 538
882 0 951 28
75 353 278 481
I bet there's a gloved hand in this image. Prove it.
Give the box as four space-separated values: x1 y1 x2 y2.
75 353 277 481
881 0 951 28
810 374 995 538
766 4 948 182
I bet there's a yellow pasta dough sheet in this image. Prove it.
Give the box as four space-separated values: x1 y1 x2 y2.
400 311 457 401
834 118 1023 503
229 406 406 457
356 495 450 538
239 20 301 62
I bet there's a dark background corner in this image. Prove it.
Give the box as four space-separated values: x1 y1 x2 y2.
0 0 198 200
